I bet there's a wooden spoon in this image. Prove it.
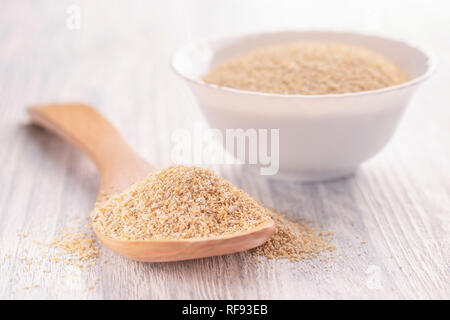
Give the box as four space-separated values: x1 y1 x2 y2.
28 103 275 262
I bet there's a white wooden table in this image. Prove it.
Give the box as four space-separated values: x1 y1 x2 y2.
0 0 448 299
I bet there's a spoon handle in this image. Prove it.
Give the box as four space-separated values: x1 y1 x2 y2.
28 103 154 198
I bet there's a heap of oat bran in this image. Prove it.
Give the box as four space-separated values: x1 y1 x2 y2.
203 42 408 95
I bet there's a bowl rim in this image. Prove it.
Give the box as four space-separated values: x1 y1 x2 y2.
171 29 436 99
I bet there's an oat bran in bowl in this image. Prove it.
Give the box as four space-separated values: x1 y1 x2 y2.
172 31 434 181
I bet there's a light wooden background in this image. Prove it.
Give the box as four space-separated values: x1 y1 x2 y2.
0 0 449 299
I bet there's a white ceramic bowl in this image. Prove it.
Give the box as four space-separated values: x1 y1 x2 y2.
172 31 434 182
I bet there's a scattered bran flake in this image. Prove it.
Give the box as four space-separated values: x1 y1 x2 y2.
92 165 272 240
251 210 335 262
203 42 408 95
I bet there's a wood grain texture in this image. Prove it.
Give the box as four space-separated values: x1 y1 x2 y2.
0 0 449 299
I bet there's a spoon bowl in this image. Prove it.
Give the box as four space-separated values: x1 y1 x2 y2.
28 103 275 262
